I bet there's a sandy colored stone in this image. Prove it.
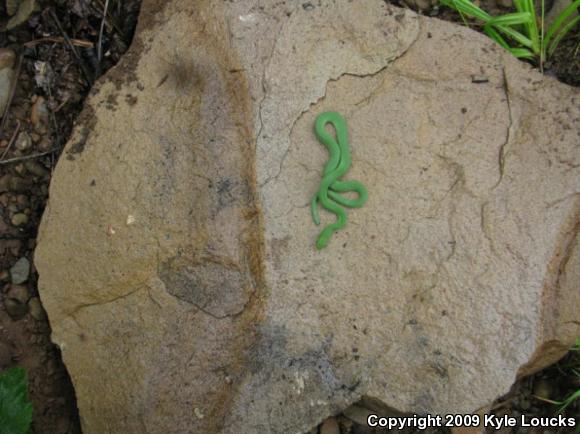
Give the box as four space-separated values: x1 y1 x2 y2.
35 0 579 433
0 48 15 117
320 417 340 434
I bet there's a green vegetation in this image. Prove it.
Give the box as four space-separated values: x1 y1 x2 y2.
0 366 33 434
439 0 580 68
533 338 580 432
554 338 580 414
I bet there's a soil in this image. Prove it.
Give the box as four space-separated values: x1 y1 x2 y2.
0 0 577 433
0 0 141 432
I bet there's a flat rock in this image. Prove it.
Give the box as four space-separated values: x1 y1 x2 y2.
35 0 580 433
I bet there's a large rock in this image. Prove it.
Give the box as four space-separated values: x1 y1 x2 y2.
35 0 579 432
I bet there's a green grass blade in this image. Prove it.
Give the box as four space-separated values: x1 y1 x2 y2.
440 0 545 58
513 0 537 47
547 15 580 56
494 23 535 48
484 25 512 49
540 0 545 68
558 390 580 412
513 0 525 12
524 0 540 54
487 12 533 26
440 0 493 21
484 25 536 58
510 47 536 58
545 0 580 50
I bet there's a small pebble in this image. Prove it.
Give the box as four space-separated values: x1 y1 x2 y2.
28 297 47 321
0 48 15 117
0 48 15 70
8 176 33 192
14 164 25 175
31 96 49 130
11 212 28 227
38 136 52 151
4 297 28 320
15 131 32 151
15 194 28 206
320 417 340 434
342 404 372 426
10 257 30 284
471 74 489 83
7 284 29 303
24 160 49 177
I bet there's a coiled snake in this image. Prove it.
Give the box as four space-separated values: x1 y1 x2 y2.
311 111 367 249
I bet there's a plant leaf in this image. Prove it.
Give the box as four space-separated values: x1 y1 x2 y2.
5 0 36 31
547 15 580 56
493 25 534 48
484 25 512 49
545 0 580 48
488 11 533 26
6 0 21 16
509 47 536 58
440 0 493 21
0 367 33 434
558 390 580 412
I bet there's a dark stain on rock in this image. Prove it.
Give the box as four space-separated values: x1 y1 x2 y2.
103 0 170 90
247 324 358 399
216 178 237 210
105 93 118 111
171 59 205 92
66 126 92 159
125 94 138 106
159 253 249 318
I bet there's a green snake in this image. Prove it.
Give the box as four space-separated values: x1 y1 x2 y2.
311 111 367 249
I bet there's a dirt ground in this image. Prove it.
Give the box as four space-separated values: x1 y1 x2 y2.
0 0 577 432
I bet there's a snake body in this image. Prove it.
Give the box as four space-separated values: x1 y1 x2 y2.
311 111 367 249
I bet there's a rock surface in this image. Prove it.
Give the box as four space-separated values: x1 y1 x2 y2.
35 0 579 433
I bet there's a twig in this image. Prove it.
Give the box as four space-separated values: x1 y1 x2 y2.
533 395 561 405
93 0 127 40
48 9 93 86
0 149 58 165
98 0 111 63
47 87 60 146
24 37 94 48
0 53 23 136
0 234 30 240
0 120 21 161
